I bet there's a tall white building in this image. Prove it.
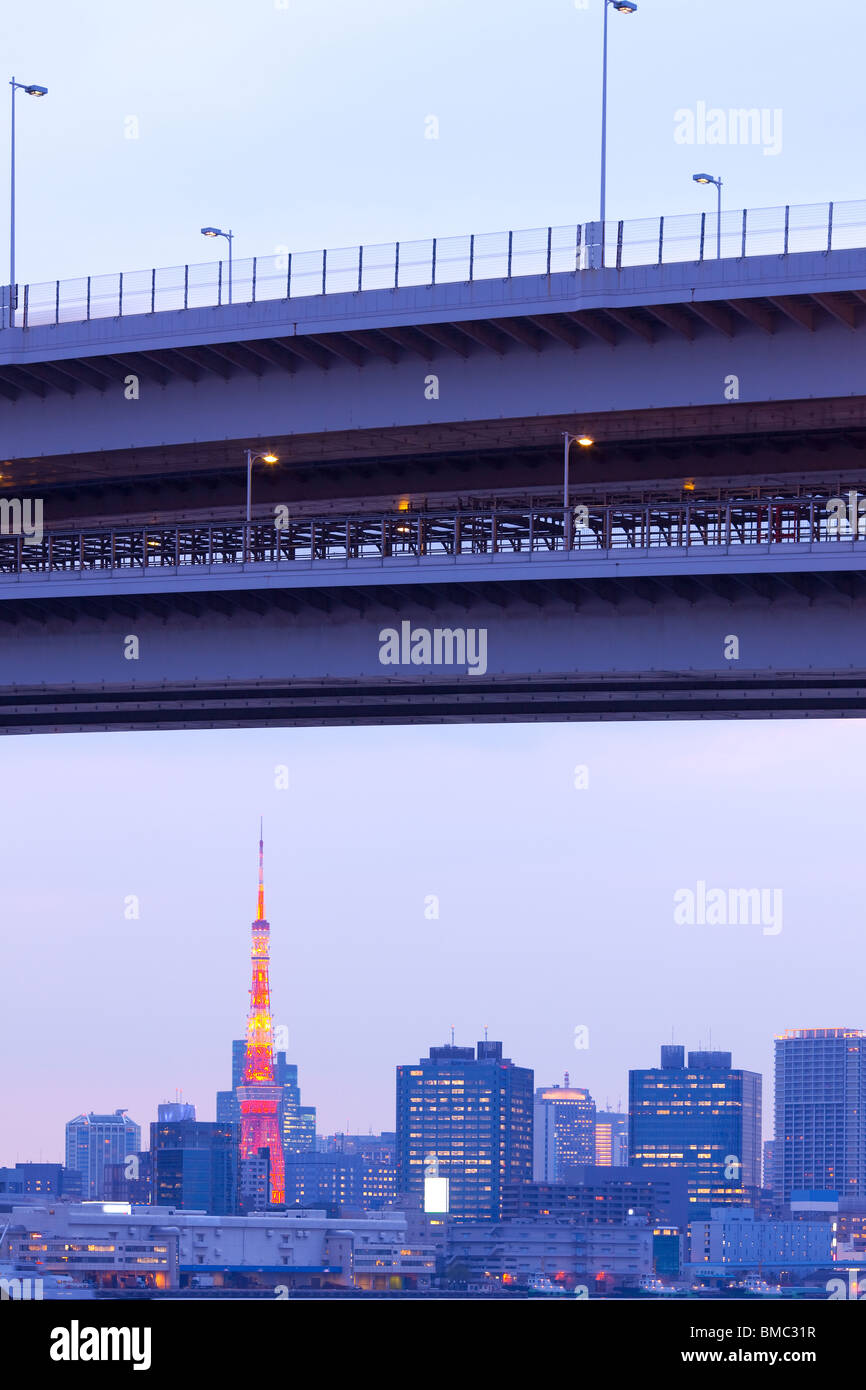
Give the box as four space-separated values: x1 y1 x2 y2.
774 1028 866 1203
65 1110 141 1200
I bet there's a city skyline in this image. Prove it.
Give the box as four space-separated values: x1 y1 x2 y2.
4 1 866 1174
3 718 865 1161
3 0 866 1331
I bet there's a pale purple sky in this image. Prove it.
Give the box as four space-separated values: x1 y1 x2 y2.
3 0 866 1158
2 719 862 1159
3 0 864 288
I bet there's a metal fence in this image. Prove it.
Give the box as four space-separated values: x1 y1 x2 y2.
1 497 864 580
5 197 865 331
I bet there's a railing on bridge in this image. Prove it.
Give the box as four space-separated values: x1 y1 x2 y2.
0 498 862 581
4 198 865 330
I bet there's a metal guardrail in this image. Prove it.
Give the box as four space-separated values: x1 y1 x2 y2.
0 498 863 580
4 198 865 331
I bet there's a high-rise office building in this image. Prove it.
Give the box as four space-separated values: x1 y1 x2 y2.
238 1153 270 1213
595 1111 629 1167
275 1053 317 1154
533 1077 596 1181
396 1039 533 1220
150 1113 237 1214
284 1151 362 1209
0 1163 82 1200
216 1040 247 1128
324 1133 398 1209
774 1028 866 1203
763 1138 776 1195
629 1045 761 1211
103 1153 151 1205
158 1102 196 1124
65 1109 141 1199
503 1165 690 1227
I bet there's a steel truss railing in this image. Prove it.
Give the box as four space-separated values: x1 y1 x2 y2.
0 497 863 580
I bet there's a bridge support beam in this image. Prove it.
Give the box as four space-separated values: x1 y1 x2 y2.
1 575 866 731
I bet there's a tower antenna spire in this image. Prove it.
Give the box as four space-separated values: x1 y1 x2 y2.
257 818 265 921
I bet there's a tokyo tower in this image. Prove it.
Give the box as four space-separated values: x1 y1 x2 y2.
236 824 285 1205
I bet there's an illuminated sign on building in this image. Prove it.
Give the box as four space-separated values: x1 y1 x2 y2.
423 1153 449 1214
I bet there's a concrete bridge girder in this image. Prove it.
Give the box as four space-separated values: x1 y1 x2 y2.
1 562 866 730
3 250 866 471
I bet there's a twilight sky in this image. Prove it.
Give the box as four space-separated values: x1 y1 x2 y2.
2 718 864 1158
2 0 866 1160
2 0 865 288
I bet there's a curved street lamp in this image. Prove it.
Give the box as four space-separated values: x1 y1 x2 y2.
600 1 638 228
9 77 48 324
201 225 234 304
693 173 723 259
562 432 594 551
244 448 278 528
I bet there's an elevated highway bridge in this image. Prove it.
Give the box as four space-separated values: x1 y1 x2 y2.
2 198 866 732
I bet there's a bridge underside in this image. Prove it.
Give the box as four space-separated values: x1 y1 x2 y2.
5 246 866 527
2 566 866 732
9 400 866 530
3 672 866 734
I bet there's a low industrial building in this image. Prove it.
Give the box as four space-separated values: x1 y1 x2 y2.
1 1201 435 1292
447 1218 652 1287
503 1166 690 1227
688 1207 833 1274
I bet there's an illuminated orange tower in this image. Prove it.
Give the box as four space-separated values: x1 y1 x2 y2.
237 824 285 1204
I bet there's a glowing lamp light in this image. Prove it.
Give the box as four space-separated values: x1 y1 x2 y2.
262 453 278 464
577 435 594 448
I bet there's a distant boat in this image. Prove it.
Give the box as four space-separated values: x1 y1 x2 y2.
637 1274 684 1296
740 1274 782 1296
526 1274 567 1296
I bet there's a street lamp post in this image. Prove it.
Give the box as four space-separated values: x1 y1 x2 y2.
600 1 637 231
562 432 594 551
9 76 48 325
693 173 723 259
201 225 234 304
244 448 279 557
